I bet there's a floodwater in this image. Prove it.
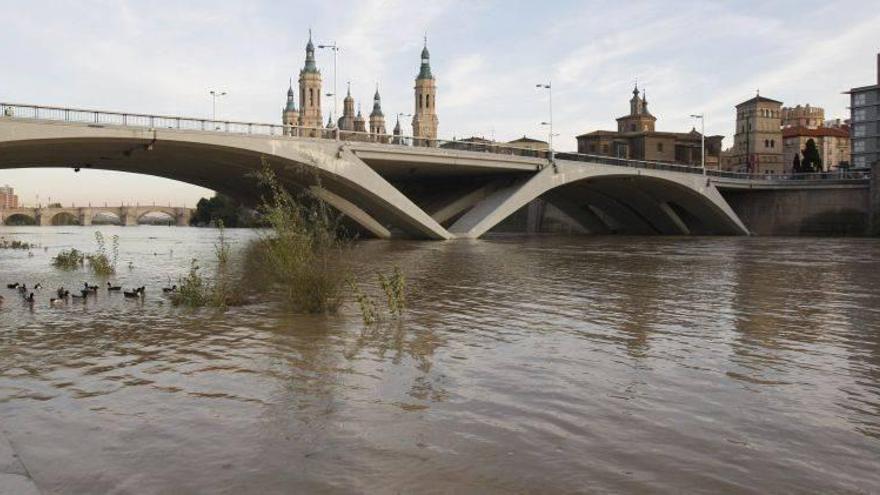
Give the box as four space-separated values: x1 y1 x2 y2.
1 226 879 494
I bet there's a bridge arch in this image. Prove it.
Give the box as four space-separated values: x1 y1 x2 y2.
449 161 750 238
2 212 36 226
136 208 177 224
0 119 451 239
48 210 81 226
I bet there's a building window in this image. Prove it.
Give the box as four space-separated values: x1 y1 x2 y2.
589 144 597 153
426 94 430 108
602 144 609 154
764 139 769 148
657 142 663 152
854 140 865 153
854 124 866 137
854 108 867 122
854 156 866 168
629 123 636 131
309 88 314 106
770 139 775 148
854 93 867 106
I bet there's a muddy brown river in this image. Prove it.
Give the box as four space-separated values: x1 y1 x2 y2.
1 226 879 493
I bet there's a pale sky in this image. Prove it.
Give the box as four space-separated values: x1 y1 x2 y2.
1 0 878 206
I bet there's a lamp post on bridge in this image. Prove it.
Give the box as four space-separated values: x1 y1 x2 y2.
209 90 227 129
536 82 555 169
317 41 340 127
690 113 706 175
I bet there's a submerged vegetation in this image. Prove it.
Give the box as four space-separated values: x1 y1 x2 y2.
86 231 119 277
49 231 119 276
52 248 85 270
0 238 37 250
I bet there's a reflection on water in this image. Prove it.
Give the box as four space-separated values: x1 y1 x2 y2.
1 227 879 493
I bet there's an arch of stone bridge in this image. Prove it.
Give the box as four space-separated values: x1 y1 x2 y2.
134 207 178 222
0 119 451 239
1 212 36 225
47 210 81 225
449 160 751 238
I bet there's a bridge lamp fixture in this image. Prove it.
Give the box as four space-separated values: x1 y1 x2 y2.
690 113 706 175
536 83 555 167
209 90 227 126
318 42 340 124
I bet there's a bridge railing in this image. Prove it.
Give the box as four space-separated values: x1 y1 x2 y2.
1 102 871 183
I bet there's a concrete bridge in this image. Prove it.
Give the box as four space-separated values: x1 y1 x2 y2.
0 102 873 238
0 204 192 226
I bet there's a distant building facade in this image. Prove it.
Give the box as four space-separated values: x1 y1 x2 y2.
575 86 722 167
729 95 784 174
507 136 548 151
846 53 880 170
782 126 850 171
781 104 824 129
412 41 439 144
0 185 19 208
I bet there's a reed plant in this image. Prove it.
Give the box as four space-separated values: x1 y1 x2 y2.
52 248 85 270
85 231 118 277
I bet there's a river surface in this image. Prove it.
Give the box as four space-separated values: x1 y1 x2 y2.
0 226 879 494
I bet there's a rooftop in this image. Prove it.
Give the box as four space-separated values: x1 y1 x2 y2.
782 126 850 138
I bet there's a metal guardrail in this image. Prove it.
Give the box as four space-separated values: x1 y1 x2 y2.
1 102 871 184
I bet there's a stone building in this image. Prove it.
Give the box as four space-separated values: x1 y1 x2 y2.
846 53 880 170
412 40 439 144
782 126 851 171
575 86 723 167
781 104 824 129
729 94 784 174
507 136 548 151
281 80 298 135
0 184 18 208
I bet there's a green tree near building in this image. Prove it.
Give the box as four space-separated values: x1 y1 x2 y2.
800 138 823 173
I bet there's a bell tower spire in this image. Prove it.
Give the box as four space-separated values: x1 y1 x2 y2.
298 29 323 133
412 37 438 145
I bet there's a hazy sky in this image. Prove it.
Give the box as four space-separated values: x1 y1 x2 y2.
1 0 878 206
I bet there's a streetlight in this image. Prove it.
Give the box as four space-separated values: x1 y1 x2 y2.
209 90 227 127
690 113 705 175
317 41 339 125
536 82 554 167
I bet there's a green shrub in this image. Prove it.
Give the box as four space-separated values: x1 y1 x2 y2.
52 248 85 270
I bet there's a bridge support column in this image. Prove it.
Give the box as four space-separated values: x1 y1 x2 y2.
310 187 392 239
79 208 93 226
121 207 138 226
36 210 52 226
175 208 191 227
545 194 611 234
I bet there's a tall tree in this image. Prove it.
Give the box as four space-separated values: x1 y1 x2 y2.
801 138 823 173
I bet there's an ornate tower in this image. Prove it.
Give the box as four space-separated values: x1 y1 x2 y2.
392 116 402 144
298 30 323 132
616 84 656 133
412 39 438 144
369 85 387 141
281 80 299 136
337 83 356 131
354 104 366 133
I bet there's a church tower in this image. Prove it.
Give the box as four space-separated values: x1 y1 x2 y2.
412 39 438 144
616 84 656 133
282 80 299 136
369 85 387 141
354 104 367 133
337 83 356 131
298 30 323 132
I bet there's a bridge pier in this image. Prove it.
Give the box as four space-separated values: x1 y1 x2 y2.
120 207 138 226
79 208 93 226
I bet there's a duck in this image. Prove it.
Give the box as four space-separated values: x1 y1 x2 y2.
162 285 177 293
49 291 69 306
6 283 19 289
106 282 122 291
33 283 43 290
23 292 35 304
83 282 99 292
70 292 86 300
56 287 67 298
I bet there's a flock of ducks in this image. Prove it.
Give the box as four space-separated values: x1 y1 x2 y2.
3 281 178 307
